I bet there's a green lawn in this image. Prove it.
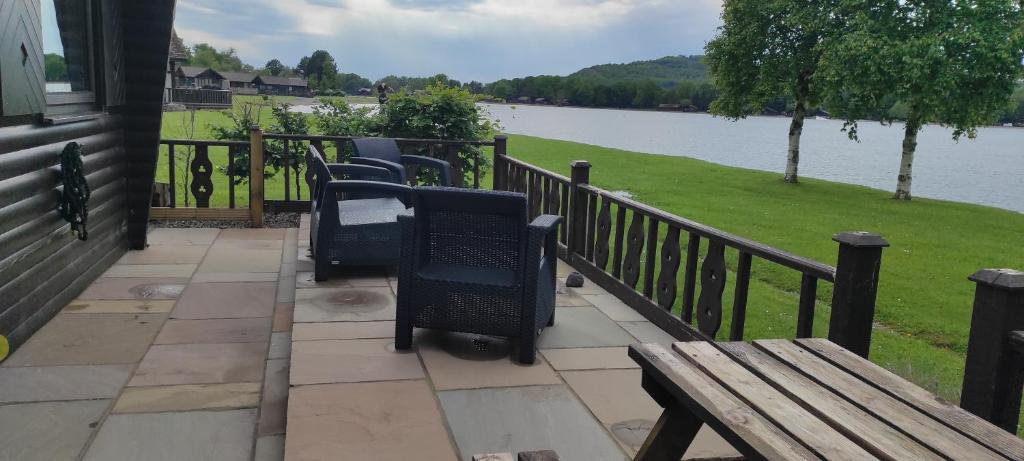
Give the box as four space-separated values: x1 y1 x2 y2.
503 134 1024 414
157 105 1024 425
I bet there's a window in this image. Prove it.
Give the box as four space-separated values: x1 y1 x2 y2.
41 0 94 105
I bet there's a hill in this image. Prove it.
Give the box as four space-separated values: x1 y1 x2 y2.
568 55 708 87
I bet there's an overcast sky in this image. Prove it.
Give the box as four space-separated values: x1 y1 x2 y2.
168 0 723 82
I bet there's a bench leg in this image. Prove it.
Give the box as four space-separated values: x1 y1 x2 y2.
633 403 703 461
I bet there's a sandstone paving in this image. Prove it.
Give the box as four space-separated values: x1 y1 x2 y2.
0 400 109 461
129 342 267 386
0 364 132 403
78 277 188 300
171 282 277 319
83 409 257 461
289 338 423 385
293 286 396 323
2 313 166 366
112 382 262 413
155 317 272 344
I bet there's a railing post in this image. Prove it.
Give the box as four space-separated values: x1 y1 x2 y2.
249 127 265 228
828 231 888 358
492 135 507 191
568 160 591 259
960 268 1024 433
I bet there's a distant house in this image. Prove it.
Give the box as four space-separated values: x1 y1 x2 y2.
357 87 373 96
165 29 189 103
254 75 309 96
516 96 532 104
219 71 258 94
176 66 223 89
657 104 682 111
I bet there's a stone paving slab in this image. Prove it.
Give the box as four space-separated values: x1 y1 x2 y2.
198 247 283 273
294 270 390 289
540 347 638 371
289 338 423 385
112 383 262 413
258 358 289 437
268 332 291 359
561 369 739 459
618 321 677 344
0 400 109 461
0 364 132 403
286 381 457 461
146 228 221 245
129 342 266 386
155 318 272 345
171 282 277 319
191 272 281 283
255 435 285 461
117 245 209 264
438 385 627 461
273 303 294 332
584 294 648 322
536 307 636 349
102 264 198 278
83 409 257 461
220 228 287 240
292 320 394 340
293 287 396 323
62 299 175 314
78 277 188 300
3 313 166 367
416 331 561 391
213 238 285 250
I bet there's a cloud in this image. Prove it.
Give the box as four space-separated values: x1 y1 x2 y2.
174 0 723 81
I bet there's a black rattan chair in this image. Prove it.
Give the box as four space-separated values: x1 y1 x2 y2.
351 137 454 186
395 187 562 363
309 146 413 281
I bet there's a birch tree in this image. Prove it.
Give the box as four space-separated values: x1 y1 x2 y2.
819 0 1024 200
705 0 836 183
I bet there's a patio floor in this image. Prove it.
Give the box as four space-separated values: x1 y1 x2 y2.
0 216 739 461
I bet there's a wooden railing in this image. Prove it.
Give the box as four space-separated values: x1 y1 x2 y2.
960 268 1024 433
153 138 250 220
492 150 889 357
166 88 232 108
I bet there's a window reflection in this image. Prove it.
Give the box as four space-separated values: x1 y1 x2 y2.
42 0 90 93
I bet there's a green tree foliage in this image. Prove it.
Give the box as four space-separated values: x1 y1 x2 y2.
188 43 251 72
570 55 708 86
298 50 339 93
265 105 310 200
337 73 372 95
706 0 835 183
818 0 1024 199
212 97 273 184
380 83 497 185
44 53 67 82
263 59 287 76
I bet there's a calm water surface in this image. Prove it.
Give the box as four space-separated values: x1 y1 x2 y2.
481 104 1024 213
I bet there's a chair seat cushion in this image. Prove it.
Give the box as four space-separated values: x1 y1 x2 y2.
417 263 517 288
337 197 408 226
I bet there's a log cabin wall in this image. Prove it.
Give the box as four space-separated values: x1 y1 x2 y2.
0 0 175 352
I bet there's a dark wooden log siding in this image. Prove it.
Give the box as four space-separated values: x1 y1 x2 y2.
0 0 176 352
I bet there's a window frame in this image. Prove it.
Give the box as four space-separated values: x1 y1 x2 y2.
42 0 101 117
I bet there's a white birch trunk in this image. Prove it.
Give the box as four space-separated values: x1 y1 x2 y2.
895 115 921 200
785 100 806 183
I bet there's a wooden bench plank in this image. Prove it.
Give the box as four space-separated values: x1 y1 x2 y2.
796 338 1024 461
628 343 820 461
674 342 879 460
719 342 943 461
757 340 1006 461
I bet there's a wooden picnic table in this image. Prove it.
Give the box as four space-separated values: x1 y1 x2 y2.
629 338 1024 461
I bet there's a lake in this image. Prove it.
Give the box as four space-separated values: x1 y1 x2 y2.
480 103 1024 213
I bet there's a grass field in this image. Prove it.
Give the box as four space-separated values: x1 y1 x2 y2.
158 103 1024 424
502 135 1024 417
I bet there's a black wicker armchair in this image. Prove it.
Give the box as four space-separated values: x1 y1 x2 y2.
395 187 563 364
351 137 454 186
309 146 413 281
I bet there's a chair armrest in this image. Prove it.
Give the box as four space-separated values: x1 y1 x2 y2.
527 214 563 268
324 180 413 207
351 157 406 184
326 163 395 182
400 155 453 186
528 215 563 237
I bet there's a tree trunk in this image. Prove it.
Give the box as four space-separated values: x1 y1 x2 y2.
785 74 810 184
895 113 921 200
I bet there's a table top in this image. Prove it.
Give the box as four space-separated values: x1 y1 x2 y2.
629 338 1024 461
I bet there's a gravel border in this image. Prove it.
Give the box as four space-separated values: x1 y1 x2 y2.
149 212 300 229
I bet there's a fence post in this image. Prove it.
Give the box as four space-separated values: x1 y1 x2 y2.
492 135 507 191
960 268 1024 433
828 231 888 358
568 160 591 260
249 127 265 228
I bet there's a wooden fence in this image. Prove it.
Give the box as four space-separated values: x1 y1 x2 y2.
166 88 232 108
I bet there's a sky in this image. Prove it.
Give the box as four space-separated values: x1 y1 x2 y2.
167 0 724 83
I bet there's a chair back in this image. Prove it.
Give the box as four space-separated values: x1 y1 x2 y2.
353 137 402 164
412 187 528 273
